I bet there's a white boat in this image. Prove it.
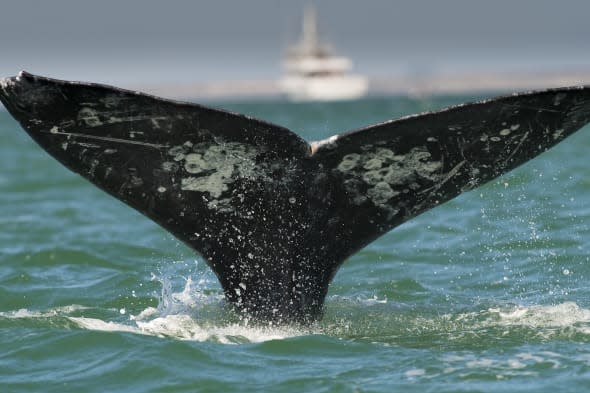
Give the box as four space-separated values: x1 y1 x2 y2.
279 5 368 101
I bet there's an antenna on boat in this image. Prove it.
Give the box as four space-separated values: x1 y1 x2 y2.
302 4 319 50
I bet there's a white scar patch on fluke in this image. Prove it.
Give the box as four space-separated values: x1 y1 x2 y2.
336 146 443 214
166 141 263 210
77 107 169 128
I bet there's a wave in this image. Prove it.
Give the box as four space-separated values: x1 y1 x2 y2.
3 280 590 346
3 266 590 345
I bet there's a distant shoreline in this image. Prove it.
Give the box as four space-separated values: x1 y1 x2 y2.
132 69 590 101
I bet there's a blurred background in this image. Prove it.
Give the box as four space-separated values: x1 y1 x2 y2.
1 0 590 101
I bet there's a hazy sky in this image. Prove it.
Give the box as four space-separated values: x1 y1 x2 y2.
1 0 590 86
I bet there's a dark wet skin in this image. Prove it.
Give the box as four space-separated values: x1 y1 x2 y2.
2 72 590 324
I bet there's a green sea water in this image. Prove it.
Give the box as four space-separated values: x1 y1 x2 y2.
2 94 590 392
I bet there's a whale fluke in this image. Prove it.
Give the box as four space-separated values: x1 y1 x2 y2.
2 71 590 323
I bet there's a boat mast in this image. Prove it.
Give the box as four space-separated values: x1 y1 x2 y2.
302 4 319 51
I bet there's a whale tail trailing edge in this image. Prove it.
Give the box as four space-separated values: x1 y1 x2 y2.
2 71 590 323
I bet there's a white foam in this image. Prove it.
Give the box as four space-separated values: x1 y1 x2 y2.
69 317 140 334
489 302 590 328
439 351 563 379
68 314 303 344
0 304 90 318
404 368 426 378
357 295 388 305
323 297 590 344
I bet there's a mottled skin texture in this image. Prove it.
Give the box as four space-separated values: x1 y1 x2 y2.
2 72 590 324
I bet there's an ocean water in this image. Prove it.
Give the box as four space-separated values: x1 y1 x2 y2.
2 94 590 392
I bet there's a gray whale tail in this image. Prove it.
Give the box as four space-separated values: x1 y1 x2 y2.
2 71 590 323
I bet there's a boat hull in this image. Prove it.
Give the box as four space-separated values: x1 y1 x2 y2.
279 74 368 101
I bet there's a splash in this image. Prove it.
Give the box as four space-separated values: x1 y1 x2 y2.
96 269 310 343
0 267 308 344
